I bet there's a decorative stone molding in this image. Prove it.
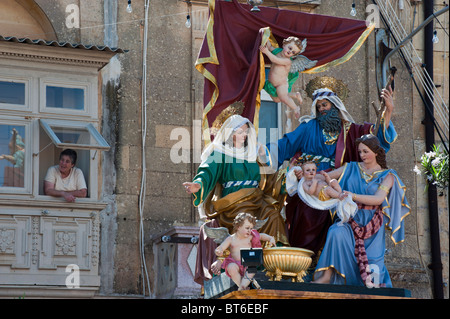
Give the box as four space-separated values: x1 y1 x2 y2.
54 231 77 256
0 205 103 298
0 216 32 269
0 41 118 71
0 228 15 254
91 212 100 267
31 217 39 265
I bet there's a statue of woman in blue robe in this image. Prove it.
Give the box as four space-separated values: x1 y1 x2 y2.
312 134 410 288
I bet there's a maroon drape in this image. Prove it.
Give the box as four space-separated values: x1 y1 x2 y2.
196 0 373 133
335 122 374 167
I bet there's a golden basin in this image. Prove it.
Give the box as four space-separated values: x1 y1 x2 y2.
263 247 314 282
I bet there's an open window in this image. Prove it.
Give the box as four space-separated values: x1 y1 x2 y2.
258 93 283 146
38 119 110 199
0 36 120 205
39 119 110 151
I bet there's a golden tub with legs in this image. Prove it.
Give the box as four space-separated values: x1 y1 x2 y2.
263 247 314 282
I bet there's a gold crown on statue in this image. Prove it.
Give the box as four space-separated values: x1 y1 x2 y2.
305 76 350 102
210 101 246 135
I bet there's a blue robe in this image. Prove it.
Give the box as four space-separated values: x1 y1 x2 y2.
267 118 397 253
268 118 397 170
313 162 410 287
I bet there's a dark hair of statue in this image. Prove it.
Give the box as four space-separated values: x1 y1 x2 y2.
355 134 388 169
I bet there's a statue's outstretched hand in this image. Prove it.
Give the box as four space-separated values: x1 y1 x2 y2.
183 182 201 194
268 236 276 247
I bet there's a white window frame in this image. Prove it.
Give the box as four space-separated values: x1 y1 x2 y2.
259 89 283 143
0 74 31 112
39 119 110 151
39 78 93 117
0 116 32 194
0 65 107 202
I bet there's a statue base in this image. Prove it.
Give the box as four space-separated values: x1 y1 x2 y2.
205 272 412 299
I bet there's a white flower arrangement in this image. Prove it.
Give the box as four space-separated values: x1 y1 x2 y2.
414 144 449 193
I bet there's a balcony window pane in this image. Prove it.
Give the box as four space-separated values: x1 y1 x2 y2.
46 86 85 110
258 100 279 146
0 125 26 188
0 81 25 105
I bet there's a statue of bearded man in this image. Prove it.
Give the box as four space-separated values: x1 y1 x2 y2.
267 76 397 255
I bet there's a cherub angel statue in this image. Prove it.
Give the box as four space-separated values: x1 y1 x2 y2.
260 36 317 118
204 213 274 290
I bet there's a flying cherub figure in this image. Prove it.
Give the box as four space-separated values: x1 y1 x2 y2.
260 36 317 118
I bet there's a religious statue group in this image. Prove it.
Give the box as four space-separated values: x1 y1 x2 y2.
183 75 409 290
182 0 410 291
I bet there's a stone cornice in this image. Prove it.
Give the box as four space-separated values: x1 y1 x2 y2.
0 41 118 70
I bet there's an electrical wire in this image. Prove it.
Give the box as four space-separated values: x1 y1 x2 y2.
16 7 209 41
17 0 323 41
377 0 449 144
138 0 151 298
375 0 449 153
433 11 449 37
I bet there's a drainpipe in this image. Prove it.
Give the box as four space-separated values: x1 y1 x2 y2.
424 0 444 300
186 0 196 224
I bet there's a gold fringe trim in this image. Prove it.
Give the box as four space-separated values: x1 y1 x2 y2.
304 23 376 74
194 0 218 146
313 265 346 283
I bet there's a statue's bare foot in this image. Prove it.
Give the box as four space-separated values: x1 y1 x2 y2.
294 92 303 105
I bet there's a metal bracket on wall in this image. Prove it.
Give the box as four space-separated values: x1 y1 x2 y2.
161 235 199 244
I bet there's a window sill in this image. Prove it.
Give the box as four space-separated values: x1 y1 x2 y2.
0 195 108 211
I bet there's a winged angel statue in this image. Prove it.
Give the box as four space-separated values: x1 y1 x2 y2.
204 218 268 245
291 39 317 72
261 37 317 117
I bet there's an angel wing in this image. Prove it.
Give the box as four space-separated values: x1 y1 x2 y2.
290 55 318 74
204 225 230 244
254 218 268 230
299 38 307 55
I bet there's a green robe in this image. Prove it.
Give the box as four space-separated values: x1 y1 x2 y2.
192 150 289 286
191 150 288 245
192 151 261 206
